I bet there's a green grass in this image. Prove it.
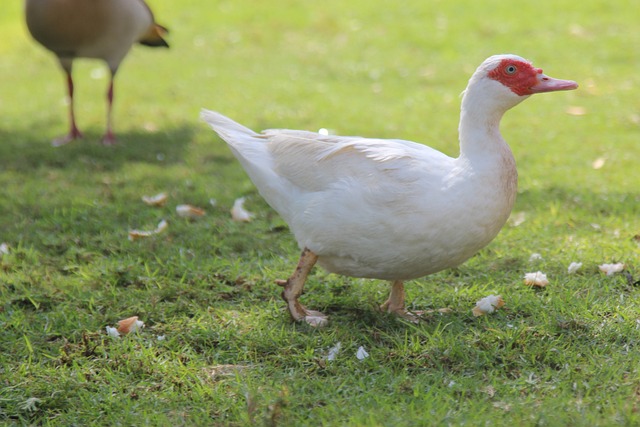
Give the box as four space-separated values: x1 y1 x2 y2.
1 0 639 425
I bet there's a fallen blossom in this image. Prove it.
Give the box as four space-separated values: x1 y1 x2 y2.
117 316 144 334
356 346 369 360
105 326 120 338
529 253 543 262
566 106 587 116
176 204 206 219
472 295 505 317
599 263 625 276
128 219 168 241
327 342 342 361
524 271 549 288
155 219 169 233
592 157 606 170
231 197 254 222
567 262 583 274
209 198 217 207
0 243 9 256
508 211 526 227
141 192 168 207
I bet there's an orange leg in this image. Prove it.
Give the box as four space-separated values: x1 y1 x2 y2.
380 280 420 323
275 248 327 327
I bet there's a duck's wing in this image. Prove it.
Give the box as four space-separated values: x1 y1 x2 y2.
263 129 452 192
201 110 455 224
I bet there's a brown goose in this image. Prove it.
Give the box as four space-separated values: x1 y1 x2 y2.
25 0 169 146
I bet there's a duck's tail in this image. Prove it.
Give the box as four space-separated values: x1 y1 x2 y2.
200 109 293 220
200 109 259 142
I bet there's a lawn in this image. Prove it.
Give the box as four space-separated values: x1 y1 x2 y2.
1 0 639 425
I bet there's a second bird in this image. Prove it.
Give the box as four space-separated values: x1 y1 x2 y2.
25 0 169 146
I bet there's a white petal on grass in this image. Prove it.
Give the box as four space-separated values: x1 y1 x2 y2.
327 342 342 361
566 106 587 116
155 219 169 233
529 253 543 262
567 262 583 274
472 295 505 317
231 197 254 222
599 263 625 276
524 271 549 288
0 243 9 256
356 346 369 360
592 157 606 170
508 211 526 227
176 204 206 218
106 326 120 338
141 192 168 207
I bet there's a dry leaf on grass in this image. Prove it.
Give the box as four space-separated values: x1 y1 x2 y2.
472 295 505 317
128 219 168 241
176 204 206 219
141 192 168 207
117 316 144 334
524 271 549 288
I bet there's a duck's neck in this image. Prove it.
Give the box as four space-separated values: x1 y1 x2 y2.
457 85 520 163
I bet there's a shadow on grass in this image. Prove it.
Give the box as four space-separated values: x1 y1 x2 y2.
0 122 195 172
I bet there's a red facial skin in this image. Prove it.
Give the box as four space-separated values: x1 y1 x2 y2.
487 59 543 96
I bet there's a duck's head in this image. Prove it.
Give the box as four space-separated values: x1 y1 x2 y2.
464 54 578 112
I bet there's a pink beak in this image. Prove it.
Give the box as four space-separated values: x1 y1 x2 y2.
530 73 578 93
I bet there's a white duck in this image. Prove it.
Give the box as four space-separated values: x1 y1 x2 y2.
25 0 169 146
202 54 577 326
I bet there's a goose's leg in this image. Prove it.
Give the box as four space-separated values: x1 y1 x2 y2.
53 64 83 147
380 280 419 323
275 247 327 327
101 71 117 145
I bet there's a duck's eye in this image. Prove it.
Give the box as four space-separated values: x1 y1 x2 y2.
505 65 517 75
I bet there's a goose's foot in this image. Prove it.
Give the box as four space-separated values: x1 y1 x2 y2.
275 248 325 327
52 129 83 147
101 131 117 146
